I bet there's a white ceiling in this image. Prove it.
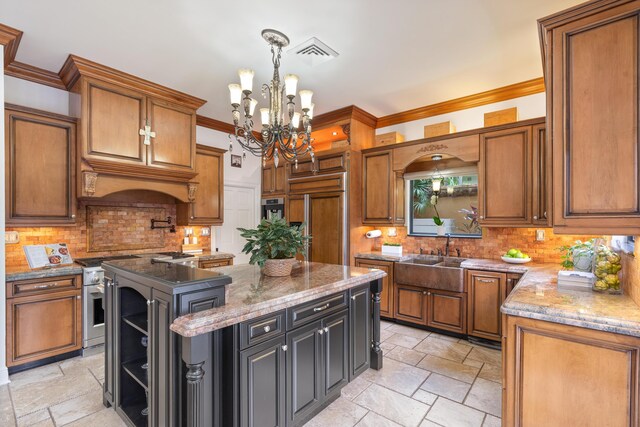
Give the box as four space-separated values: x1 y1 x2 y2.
1 0 583 121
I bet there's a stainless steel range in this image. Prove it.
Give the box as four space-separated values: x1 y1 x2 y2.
76 255 141 352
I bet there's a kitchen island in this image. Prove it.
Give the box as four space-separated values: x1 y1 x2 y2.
102 258 385 427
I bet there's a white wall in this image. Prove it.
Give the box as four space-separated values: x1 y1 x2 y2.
1 45 8 385
4 75 70 115
376 92 546 140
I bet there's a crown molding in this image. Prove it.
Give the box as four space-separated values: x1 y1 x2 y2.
376 77 545 129
0 23 22 67
5 61 66 89
196 114 263 140
313 105 378 129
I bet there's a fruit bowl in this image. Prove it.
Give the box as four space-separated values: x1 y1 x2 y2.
501 256 532 264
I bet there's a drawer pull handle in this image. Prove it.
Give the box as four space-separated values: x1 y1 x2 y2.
318 329 324 335
34 283 56 289
313 303 330 312
263 325 271 333
477 279 495 283
282 345 288 352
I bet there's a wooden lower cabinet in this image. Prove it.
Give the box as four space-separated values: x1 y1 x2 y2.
349 285 370 379
394 284 428 325
198 258 233 269
426 289 466 334
354 258 393 318
467 270 507 341
503 315 640 426
6 275 82 367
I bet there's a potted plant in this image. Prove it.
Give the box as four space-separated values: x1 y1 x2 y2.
381 242 403 256
558 239 595 271
431 194 446 236
238 218 309 277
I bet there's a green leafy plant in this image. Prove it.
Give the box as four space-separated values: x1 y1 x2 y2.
557 239 595 269
382 242 402 247
238 218 309 267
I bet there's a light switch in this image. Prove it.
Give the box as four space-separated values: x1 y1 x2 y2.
5 231 19 244
535 229 545 241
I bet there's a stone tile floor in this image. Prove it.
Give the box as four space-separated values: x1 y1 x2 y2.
0 321 502 426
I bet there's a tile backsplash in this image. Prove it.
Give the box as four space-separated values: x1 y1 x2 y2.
366 226 600 265
6 201 210 267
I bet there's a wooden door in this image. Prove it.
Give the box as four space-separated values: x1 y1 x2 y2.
394 284 427 325
362 150 393 224
545 1 640 234
287 320 322 425
82 78 146 164
147 97 196 171
322 310 349 396
177 145 224 225
262 165 274 195
349 285 370 379
7 289 82 366
274 164 287 193
467 270 506 341
532 124 551 226
5 106 77 225
308 192 344 265
479 126 532 226
427 289 466 334
354 259 393 318
503 315 640 426
240 335 286 427
287 196 305 224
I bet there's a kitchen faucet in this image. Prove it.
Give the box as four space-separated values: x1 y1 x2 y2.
444 233 451 257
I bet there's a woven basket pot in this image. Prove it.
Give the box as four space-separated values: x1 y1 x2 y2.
262 258 297 277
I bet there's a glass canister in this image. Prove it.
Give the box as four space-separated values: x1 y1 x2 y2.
592 240 623 294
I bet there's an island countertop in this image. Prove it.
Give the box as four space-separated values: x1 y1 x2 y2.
170 261 386 337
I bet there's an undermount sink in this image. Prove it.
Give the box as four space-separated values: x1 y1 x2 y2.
395 256 466 292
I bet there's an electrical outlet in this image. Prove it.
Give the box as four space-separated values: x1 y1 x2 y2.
5 231 20 244
535 229 545 241
201 227 211 236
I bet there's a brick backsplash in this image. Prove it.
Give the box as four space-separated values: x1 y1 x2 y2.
365 226 600 265
6 201 210 267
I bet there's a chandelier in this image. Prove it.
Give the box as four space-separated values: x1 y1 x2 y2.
228 29 315 169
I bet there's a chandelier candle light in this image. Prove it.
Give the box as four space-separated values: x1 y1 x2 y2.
228 29 316 169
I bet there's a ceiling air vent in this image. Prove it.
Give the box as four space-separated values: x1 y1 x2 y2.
290 37 339 66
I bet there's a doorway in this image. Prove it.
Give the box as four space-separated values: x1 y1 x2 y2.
215 182 259 264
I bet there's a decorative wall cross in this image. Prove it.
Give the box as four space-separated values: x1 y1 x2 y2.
139 120 156 145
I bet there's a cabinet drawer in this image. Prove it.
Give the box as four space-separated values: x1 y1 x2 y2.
287 292 348 330
240 310 285 350
199 258 232 269
8 275 80 298
288 174 345 194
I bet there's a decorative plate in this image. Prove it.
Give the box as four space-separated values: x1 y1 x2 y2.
501 256 532 264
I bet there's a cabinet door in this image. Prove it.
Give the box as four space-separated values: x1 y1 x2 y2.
394 284 427 325
240 335 286 427
5 106 77 225
467 270 506 341
83 78 146 164
349 285 370 379
322 310 349 396
287 320 322 425
427 289 466 334
506 273 522 296
149 289 172 427
7 289 82 367
363 150 393 224
262 165 275 195
198 258 233 269
147 97 196 171
532 124 551 226
287 196 305 224
274 164 287 194
308 192 343 265
547 4 640 234
354 259 393 318
103 275 115 406
479 126 532 226
177 145 224 225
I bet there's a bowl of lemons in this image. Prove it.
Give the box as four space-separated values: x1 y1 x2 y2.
501 248 532 264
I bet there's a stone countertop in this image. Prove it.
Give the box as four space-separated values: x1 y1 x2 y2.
170 261 387 337
6 264 84 282
195 251 235 261
355 252 414 262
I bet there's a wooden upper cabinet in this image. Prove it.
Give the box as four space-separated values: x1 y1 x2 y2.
541 0 640 234
5 105 77 226
146 97 195 171
479 125 532 226
362 150 403 225
177 145 225 226
532 124 551 226
261 162 287 196
83 78 146 165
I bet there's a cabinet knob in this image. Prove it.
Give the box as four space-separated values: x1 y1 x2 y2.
533 215 538 220
76 295 81 300
351 295 356 301
423 291 427 295
388 217 392 221
282 345 288 352
263 325 271 333
324 327 329 333
71 214 76 219
190 216 194 219
543 211 547 219
147 300 155 306
479 215 484 219
427 292 431 296
318 329 324 335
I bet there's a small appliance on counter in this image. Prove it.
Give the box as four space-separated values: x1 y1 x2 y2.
261 197 285 220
